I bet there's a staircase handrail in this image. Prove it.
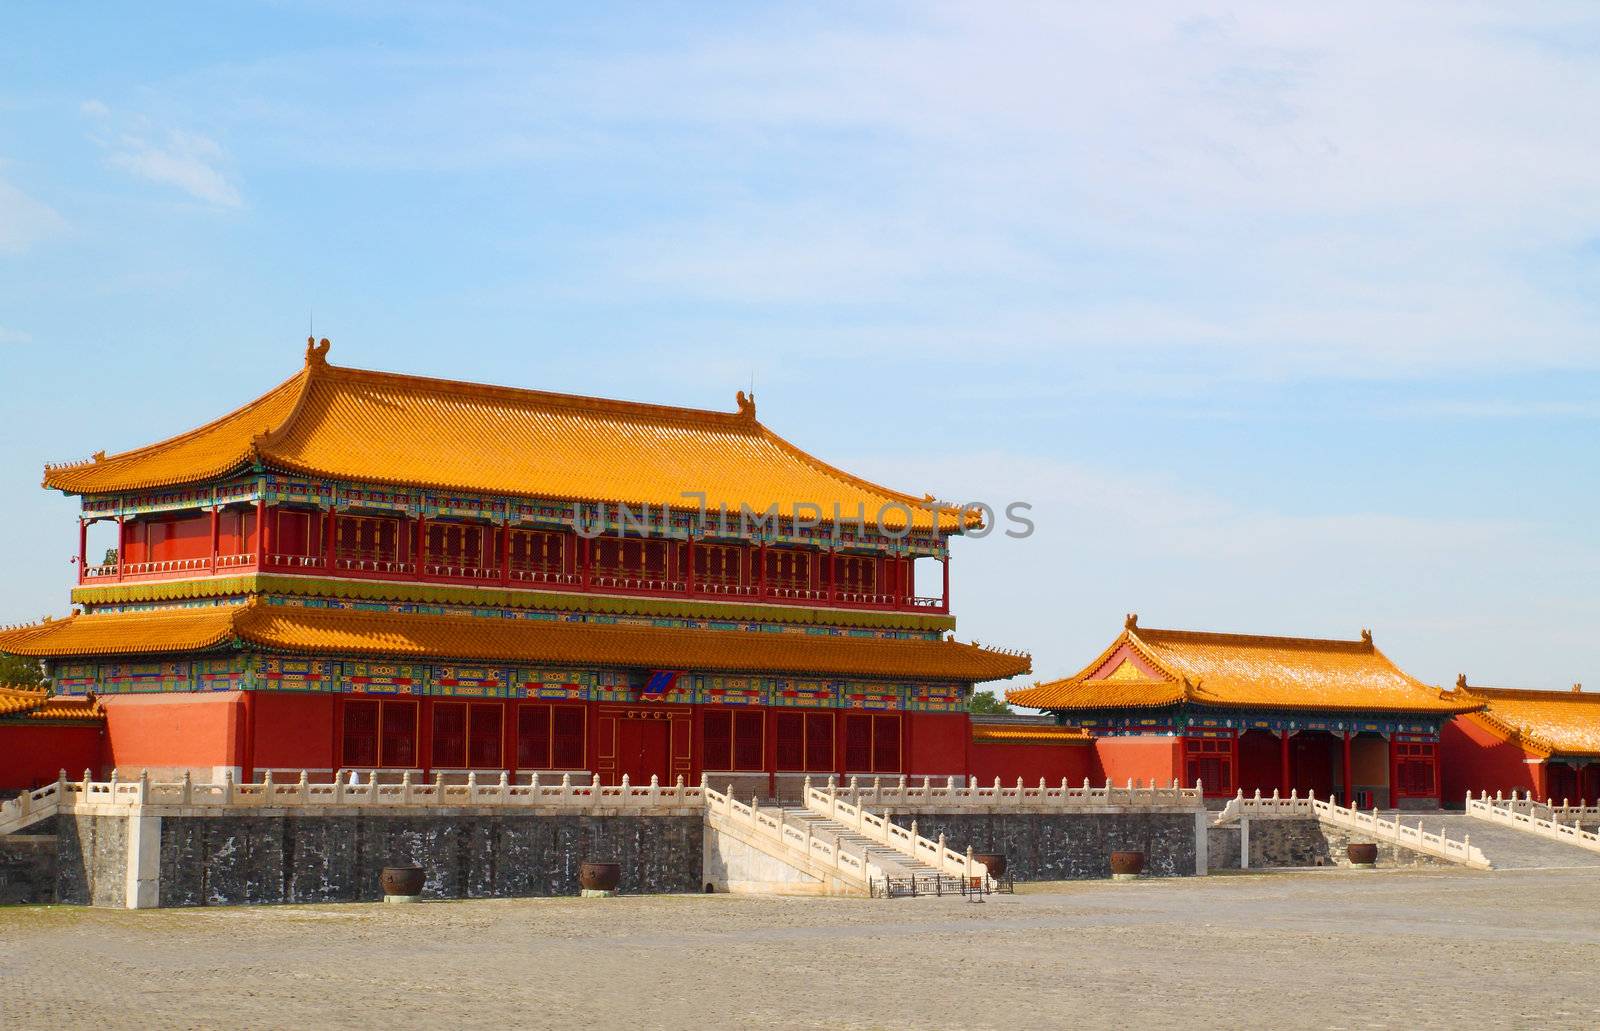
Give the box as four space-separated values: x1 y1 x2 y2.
702 781 869 885
1218 789 1489 869
805 779 987 884
1467 791 1600 855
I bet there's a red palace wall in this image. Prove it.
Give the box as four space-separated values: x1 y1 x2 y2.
906 712 969 777
1440 715 1540 803
102 693 245 779
0 723 106 791
970 741 1094 787
1093 735 1182 788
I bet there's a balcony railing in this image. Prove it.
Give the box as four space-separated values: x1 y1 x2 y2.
77 541 948 614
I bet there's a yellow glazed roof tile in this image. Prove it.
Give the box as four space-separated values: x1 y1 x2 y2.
1009 616 1476 715
1457 680 1600 757
43 342 962 530
0 602 1031 683
0 685 104 722
969 723 1091 745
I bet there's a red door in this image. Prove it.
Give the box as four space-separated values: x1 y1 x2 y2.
617 717 671 786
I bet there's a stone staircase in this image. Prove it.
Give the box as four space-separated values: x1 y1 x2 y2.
778 807 945 881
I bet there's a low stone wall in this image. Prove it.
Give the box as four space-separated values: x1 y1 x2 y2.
882 811 1204 879
0 833 58 904
1241 819 1450 869
50 811 702 907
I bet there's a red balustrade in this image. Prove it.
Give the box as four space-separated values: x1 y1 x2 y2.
76 508 950 613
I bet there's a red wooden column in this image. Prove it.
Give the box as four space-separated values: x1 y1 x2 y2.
255 499 270 564
1341 731 1353 804
415 513 428 579
828 551 837 604
757 540 768 599
115 515 126 582
209 506 220 574
1279 730 1292 795
684 536 695 595
77 518 87 583
940 554 950 613
580 534 592 590
499 522 511 587
1386 734 1400 807
240 691 257 784
502 698 518 781
324 508 338 570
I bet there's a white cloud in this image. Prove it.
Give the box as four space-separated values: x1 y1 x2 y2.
106 129 242 208
84 104 241 208
0 177 65 254
844 449 1600 693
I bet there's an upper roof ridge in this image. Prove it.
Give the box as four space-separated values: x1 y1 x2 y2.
1135 624 1375 652
317 360 757 430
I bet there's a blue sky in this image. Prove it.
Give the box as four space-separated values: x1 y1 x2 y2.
2 3 1598 695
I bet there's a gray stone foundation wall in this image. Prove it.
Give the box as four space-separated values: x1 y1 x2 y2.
37 811 701 907
56 814 130 907
161 812 703 905
0 834 58 904
882 812 1202 879
1242 819 1450 869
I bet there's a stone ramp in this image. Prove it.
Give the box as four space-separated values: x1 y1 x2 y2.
1393 811 1600 869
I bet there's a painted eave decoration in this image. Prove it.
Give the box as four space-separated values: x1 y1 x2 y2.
41 339 967 531
1008 613 1481 716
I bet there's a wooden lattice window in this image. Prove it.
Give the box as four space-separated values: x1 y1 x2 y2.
775 711 835 772
844 713 901 773
1184 736 1234 793
703 709 764 771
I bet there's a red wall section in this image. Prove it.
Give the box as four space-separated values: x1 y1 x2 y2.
970 741 1094 787
906 712 968 777
0 723 106 791
102 693 243 778
251 692 338 774
1441 714 1539 803
1093 735 1182 788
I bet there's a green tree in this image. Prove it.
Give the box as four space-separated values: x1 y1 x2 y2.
0 653 46 690
967 690 1012 715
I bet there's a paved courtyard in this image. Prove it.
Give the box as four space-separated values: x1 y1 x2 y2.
4 867 1598 1030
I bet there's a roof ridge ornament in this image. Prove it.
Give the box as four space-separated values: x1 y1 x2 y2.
1124 613 1138 631
1360 628 1373 645
1457 673 1468 690
735 389 756 420
305 336 331 368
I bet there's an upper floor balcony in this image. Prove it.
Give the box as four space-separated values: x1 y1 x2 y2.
76 505 950 615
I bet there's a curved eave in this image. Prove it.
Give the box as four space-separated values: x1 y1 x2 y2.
0 603 1030 683
41 369 309 495
1006 678 1187 710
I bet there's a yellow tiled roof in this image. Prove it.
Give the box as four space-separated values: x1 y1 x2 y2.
970 722 1091 745
0 685 104 722
43 342 962 530
1457 680 1600 757
0 602 1030 683
1008 616 1476 715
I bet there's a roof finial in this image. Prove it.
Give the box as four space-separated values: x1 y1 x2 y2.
735 389 756 419
1124 612 1138 631
1456 673 1468 691
1574 683 1584 693
305 336 330 368
1360 628 1373 645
